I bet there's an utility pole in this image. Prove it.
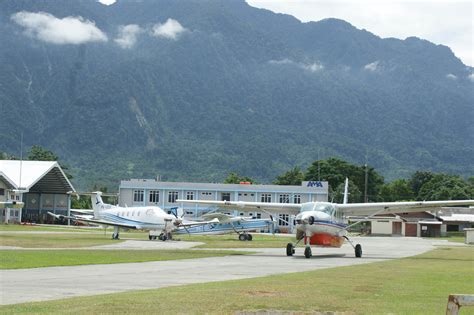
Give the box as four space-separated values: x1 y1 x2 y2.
364 163 369 203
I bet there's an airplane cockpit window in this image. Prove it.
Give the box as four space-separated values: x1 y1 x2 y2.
312 203 335 216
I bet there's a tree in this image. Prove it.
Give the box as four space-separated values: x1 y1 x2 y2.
273 166 304 185
305 157 384 202
27 145 58 161
417 174 474 200
27 145 72 179
409 171 434 197
223 172 255 184
379 179 415 202
331 179 362 203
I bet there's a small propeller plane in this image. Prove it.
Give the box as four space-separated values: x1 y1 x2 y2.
48 192 218 240
0 201 24 208
177 180 474 258
175 212 276 241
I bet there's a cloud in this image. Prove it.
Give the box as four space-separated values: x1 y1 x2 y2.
11 11 107 45
269 59 324 72
115 24 142 49
303 62 324 72
151 18 187 40
446 73 457 80
98 0 116 5
364 61 379 71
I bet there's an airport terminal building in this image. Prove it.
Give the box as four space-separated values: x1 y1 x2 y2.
119 179 329 232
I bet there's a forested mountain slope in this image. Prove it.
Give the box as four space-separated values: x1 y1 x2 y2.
1 0 472 189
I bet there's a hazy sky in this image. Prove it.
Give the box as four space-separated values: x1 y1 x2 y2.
246 0 473 67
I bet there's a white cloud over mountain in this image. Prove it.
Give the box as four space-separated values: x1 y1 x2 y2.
11 11 107 45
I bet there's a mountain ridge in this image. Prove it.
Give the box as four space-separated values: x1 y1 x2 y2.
0 0 472 189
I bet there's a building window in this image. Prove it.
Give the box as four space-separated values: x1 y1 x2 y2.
133 190 144 202
186 191 194 200
149 190 160 203
185 211 194 215
221 192 231 201
201 192 212 196
279 194 289 203
256 213 261 219
0 188 4 196
279 214 289 226
293 194 301 204
261 193 272 203
168 191 179 203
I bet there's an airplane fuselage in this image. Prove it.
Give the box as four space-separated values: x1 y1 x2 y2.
294 202 347 248
97 206 177 232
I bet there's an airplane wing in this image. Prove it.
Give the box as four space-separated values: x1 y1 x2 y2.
70 209 94 215
47 212 139 229
200 212 234 222
178 218 219 228
176 199 301 214
338 200 474 216
0 201 24 208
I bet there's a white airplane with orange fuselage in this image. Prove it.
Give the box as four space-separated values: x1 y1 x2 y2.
177 179 474 258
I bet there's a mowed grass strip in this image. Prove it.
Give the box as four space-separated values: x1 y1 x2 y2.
0 233 131 248
0 249 250 269
176 234 294 248
0 224 90 232
1 246 472 314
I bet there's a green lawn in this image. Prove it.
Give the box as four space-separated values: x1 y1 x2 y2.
0 224 90 232
1 246 472 314
0 249 250 269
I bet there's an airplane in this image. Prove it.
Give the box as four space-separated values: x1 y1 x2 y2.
0 201 24 208
177 179 474 258
174 211 275 241
48 192 218 240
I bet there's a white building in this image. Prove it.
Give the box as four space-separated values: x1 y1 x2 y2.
119 179 329 232
0 160 75 224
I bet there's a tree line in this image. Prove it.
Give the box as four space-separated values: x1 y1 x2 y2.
3 147 473 203
226 157 474 203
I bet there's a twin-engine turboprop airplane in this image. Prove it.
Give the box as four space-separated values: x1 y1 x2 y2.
174 212 275 241
177 182 474 258
48 192 217 240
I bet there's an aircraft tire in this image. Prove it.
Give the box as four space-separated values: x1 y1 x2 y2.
149 235 153 241
286 243 294 256
239 234 247 241
355 244 362 258
247 234 253 241
304 246 312 259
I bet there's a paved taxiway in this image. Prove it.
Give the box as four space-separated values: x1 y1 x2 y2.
0 237 436 305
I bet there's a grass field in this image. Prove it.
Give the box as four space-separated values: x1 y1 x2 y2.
0 224 90 232
0 249 250 269
1 246 472 314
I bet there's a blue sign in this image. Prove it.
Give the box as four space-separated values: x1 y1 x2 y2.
306 181 323 188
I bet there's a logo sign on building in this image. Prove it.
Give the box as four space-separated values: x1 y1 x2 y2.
303 181 325 188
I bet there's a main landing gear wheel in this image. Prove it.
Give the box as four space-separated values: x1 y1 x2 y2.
355 244 362 258
112 233 119 240
304 246 312 259
149 235 157 241
239 234 247 241
247 234 253 241
158 234 167 241
286 243 295 256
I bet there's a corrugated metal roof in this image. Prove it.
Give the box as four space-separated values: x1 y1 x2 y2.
440 214 474 222
0 160 75 193
120 179 328 194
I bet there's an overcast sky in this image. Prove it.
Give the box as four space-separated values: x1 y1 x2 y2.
246 0 473 67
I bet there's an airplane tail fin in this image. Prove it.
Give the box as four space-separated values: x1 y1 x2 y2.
343 178 349 204
91 191 105 218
